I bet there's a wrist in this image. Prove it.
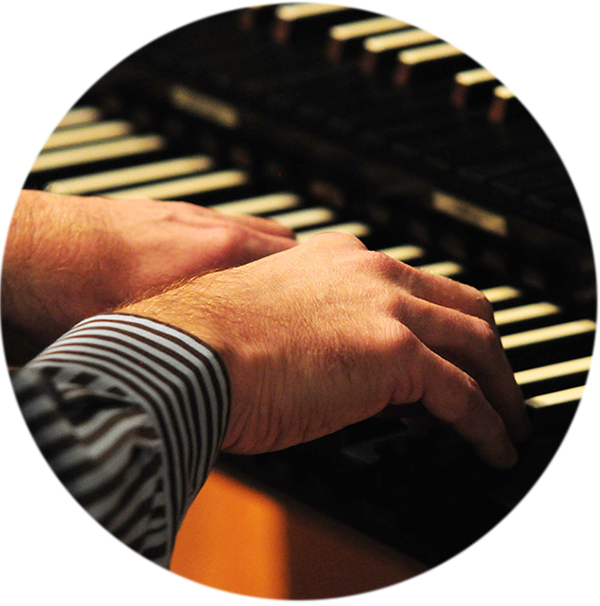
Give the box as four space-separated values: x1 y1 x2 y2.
115 275 239 370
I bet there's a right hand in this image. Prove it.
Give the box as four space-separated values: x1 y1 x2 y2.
120 232 530 469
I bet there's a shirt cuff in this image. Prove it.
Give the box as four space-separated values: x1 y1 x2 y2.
18 313 230 563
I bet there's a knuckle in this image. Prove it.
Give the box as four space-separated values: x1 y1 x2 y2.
365 250 409 276
213 224 248 254
388 322 420 356
449 374 482 423
472 317 500 355
467 287 496 323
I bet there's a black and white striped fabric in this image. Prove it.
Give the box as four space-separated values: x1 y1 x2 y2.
11 313 230 567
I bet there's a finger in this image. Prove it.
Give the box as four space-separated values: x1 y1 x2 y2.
190 204 298 239
382 256 497 328
217 211 297 239
393 295 531 442
212 228 299 268
393 340 518 469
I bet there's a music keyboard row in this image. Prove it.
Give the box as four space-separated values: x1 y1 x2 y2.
27 106 595 419
128 4 584 241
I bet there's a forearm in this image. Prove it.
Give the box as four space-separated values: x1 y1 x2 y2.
2 190 125 346
0 189 19 323
12 313 230 566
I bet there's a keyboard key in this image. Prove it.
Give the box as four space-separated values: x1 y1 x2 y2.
273 4 361 44
268 207 336 229
30 134 165 173
379 244 426 262
361 29 438 74
57 106 102 128
451 68 499 108
327 17 410 63
493 302 561 327
210 192 301 216
42 120 133 150
395 43 477 86
45 155 214 195
488 85 527 123
105 169 249 201
296 221 371 242
525 385 586 409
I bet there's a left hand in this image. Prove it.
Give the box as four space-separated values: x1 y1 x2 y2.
2 190 296 349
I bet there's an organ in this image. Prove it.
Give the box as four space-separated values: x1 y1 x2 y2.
18 3 596 597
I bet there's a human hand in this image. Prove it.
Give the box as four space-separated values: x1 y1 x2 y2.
120 232 530 469
1 190 296 348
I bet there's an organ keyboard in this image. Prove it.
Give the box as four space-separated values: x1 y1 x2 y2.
23 4 595 566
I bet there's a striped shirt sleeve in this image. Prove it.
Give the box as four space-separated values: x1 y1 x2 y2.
11 313 230 568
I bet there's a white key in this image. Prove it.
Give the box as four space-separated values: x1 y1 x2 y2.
330 17 409 41
269 207 335 230
57 106 102 128
493 85 515 101
399 42 462 65
480 285 522 304
515 357 592 386
454 68 496 87
501 319 596 350
210 193 301 216
30 134 165 173
493 302 561 326
415 261 463 277
106 170 248 200
43 120 133 150
526 385 586 409
363 29 437 54
45 155 214 195
379 244 426 262
296 222 371 242
277 4 346 20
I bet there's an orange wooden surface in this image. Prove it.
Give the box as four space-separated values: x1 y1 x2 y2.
170 466 427 599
